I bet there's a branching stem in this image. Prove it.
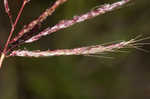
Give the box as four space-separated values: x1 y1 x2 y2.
0 0 28 68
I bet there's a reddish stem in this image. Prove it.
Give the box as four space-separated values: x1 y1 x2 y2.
0 0 27 68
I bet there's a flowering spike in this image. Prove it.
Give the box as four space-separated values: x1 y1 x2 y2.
9 39 135 57
25 0 131 43
9 0 68 45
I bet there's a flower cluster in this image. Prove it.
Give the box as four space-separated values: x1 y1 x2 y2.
0 0 135 68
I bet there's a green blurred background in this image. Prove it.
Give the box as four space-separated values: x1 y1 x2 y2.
0 0 150 99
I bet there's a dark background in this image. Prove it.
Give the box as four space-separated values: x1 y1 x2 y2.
0 0 150 99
